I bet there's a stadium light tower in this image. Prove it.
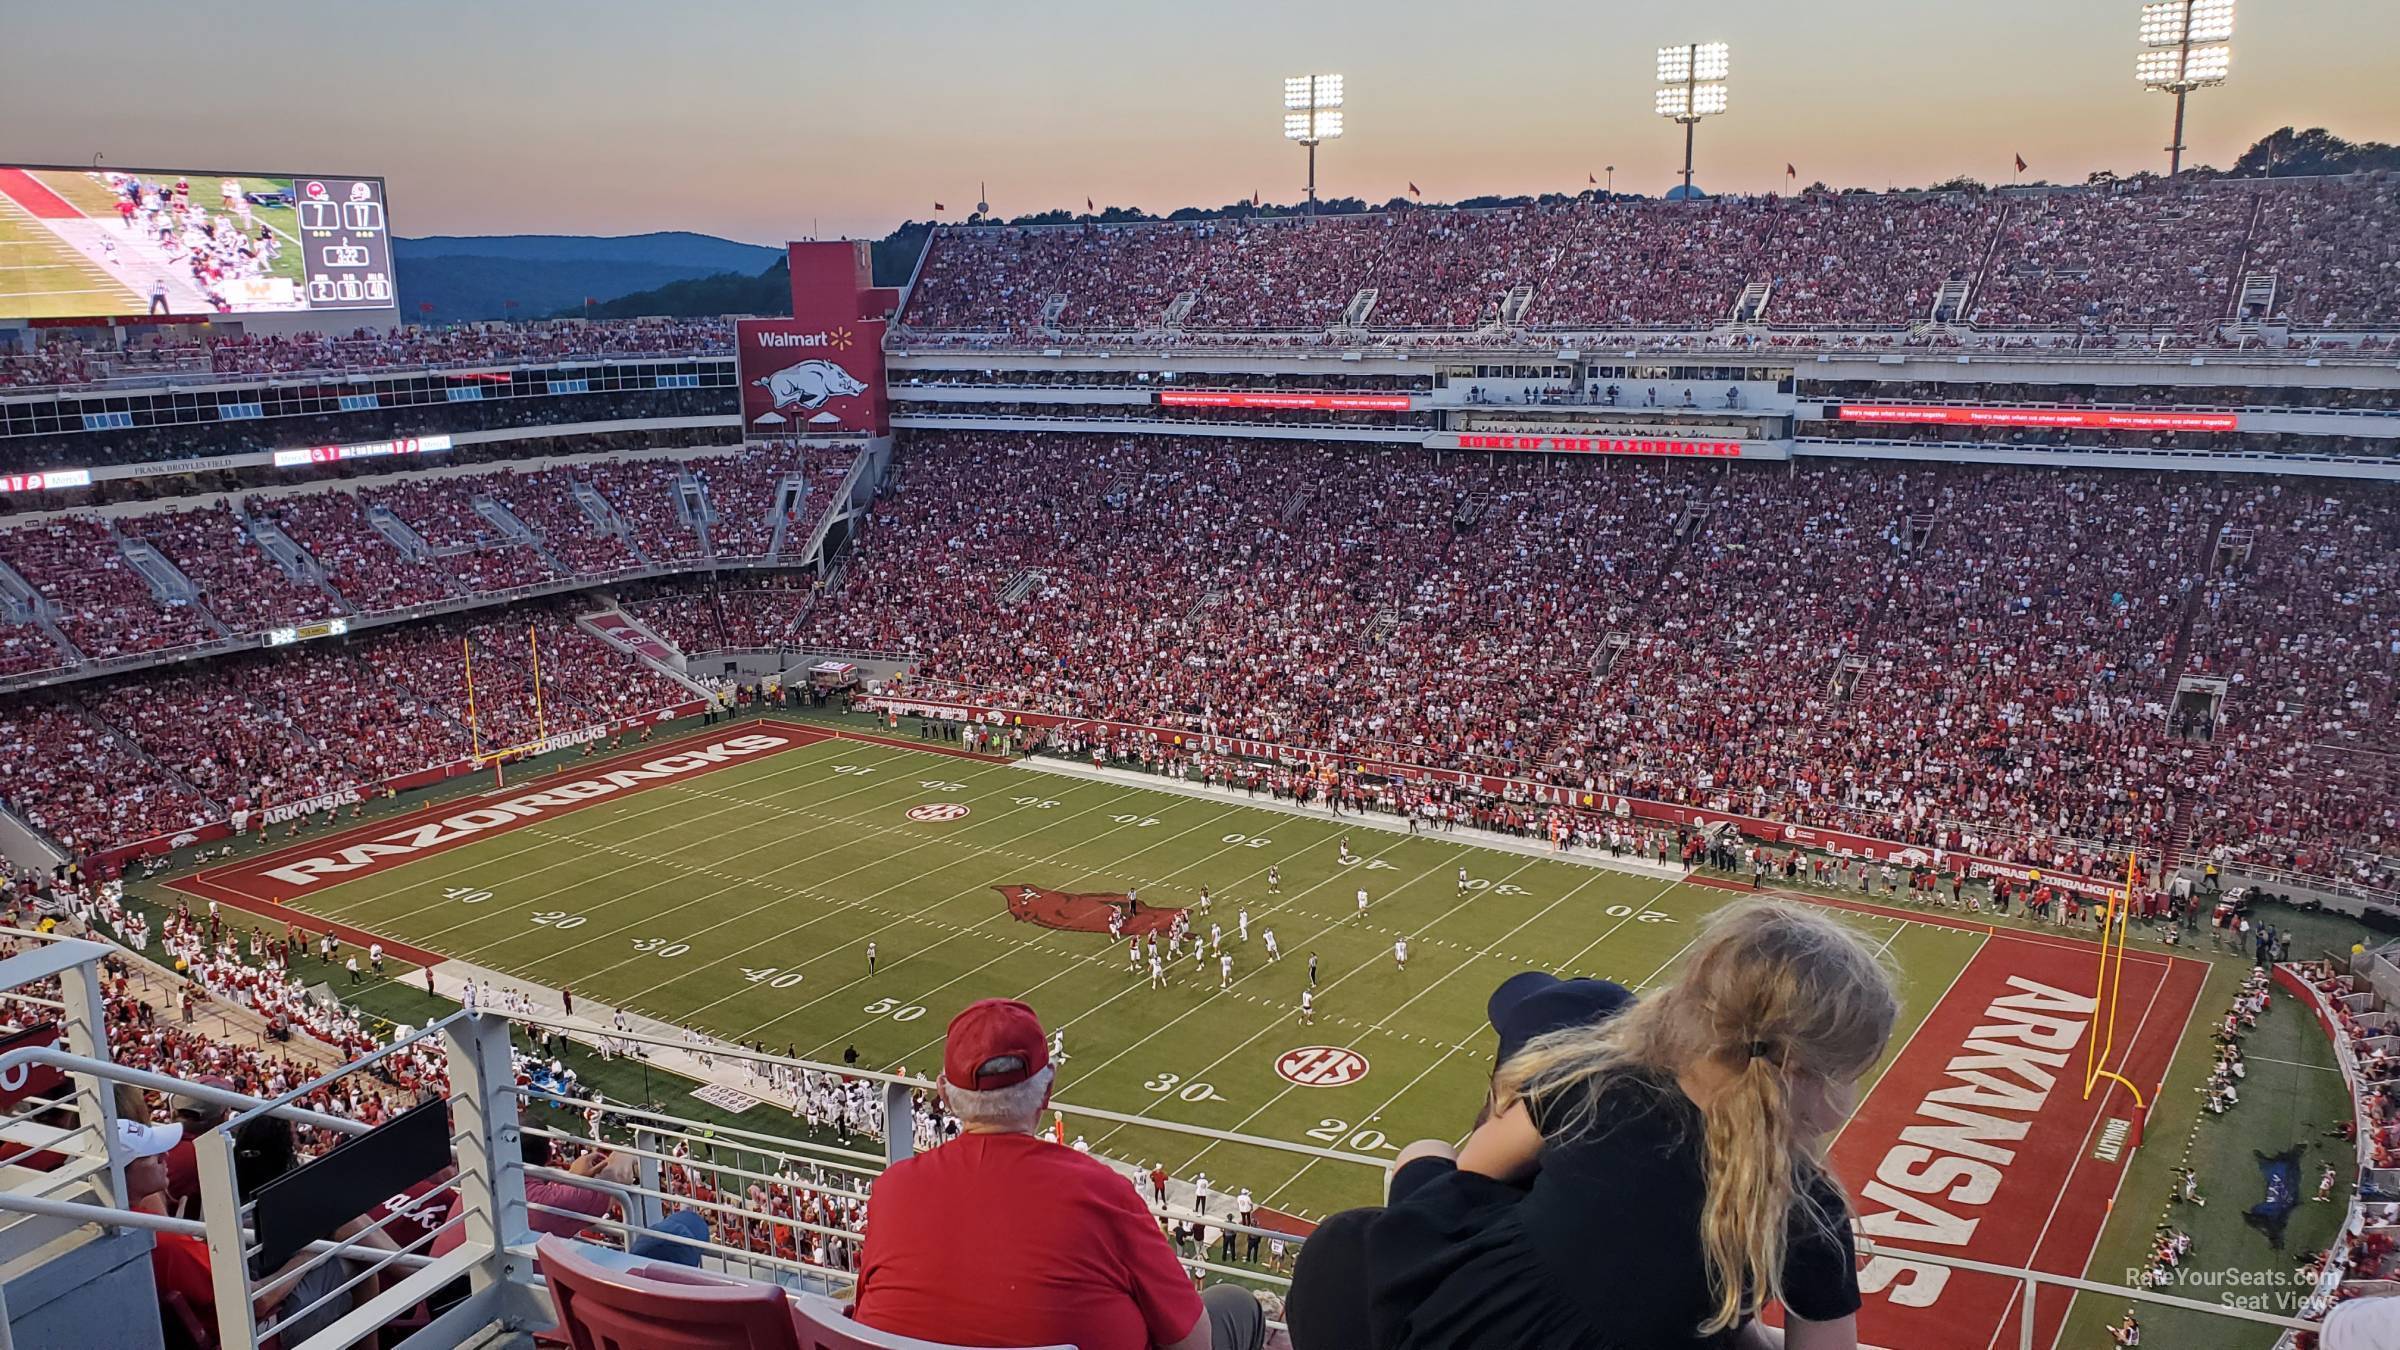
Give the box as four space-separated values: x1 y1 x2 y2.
2137 0 2235 177
1283 73 1345 218
1655 42 1730 199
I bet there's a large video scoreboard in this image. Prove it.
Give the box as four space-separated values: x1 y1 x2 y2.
0 162 394 321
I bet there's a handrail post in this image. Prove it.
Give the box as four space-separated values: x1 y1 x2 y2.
55 950 123 1213
443 1009 545 1330
630 1124 664 1239
196 1122 258 1350
883 1080 916 1168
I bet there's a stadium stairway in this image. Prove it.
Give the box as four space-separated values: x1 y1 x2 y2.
580 607 694 678
236 503 358 616
470 494 570 577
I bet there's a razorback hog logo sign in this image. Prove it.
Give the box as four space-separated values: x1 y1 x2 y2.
735 317 882 434
756 359 865 413
993 885 1181 936
259 734 791 887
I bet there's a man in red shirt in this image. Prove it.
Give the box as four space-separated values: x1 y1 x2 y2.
855 999 1263 1350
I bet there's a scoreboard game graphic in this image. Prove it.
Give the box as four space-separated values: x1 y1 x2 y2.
0 162 393 320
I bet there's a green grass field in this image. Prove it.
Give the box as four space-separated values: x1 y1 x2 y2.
0 198 126 320
197 724 1984 1222
0 168 305 319
30 169 305 290
149 711 2367 1346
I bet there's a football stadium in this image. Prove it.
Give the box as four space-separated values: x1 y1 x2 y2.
0 3 2396 1347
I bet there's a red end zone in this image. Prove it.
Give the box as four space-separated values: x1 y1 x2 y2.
162 717 1022 964
164 722 835 966
0 168 84 219
1832 932 2207 1350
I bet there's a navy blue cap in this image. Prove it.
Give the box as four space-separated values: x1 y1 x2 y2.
1488 971 1635 1067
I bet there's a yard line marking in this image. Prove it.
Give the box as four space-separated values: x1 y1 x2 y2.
1249 869 1619 1203
1544 875 1693 979
764 794 1273 1054
1170 857 1584 1175
583 777 1168 1020
1049 837 1477 1099
293 733 863 914
1369 871 1613 1032
355 739 971 950
445 756 1128 979
881 808 1424 1068
1079 850 1550 1165
2241 1053 2341 1074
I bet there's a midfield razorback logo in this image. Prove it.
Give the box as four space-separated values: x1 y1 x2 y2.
992 884 1181 936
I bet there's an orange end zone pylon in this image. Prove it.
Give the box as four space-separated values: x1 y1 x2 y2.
2082 850 2151 1145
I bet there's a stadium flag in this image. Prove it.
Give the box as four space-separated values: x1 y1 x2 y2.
934 201 945 211
2015 153 2029 173
417 302 433 314
1086 196 1095 212
1408 181 1421 198
1786 163 1797 180
1252 191 1261 207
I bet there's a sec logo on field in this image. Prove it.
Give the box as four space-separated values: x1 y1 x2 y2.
906 803 972 823
1275 1046 1369 1088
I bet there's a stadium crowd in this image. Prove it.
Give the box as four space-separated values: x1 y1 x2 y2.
0 600 704 854
0 448 852 668
0 385 733 479
805 432 2398 893
0 425 2386 899
897 177 2400 339
0 319 731 391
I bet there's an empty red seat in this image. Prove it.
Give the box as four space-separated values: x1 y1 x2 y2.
537 1235 808 1350
536 1236 1075 1350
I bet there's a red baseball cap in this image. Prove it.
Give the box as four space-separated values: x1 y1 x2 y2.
943 999 1050 1090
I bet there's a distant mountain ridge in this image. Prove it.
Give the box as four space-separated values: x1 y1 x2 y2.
394 232 779 322
394 232 777 268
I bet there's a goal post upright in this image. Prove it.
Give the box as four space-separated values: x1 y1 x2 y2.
527 623 549 745
2083 850 2151 1145
462 636 484 765
463 627 572 784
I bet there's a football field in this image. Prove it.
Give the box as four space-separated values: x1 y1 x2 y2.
169 716 2209 1349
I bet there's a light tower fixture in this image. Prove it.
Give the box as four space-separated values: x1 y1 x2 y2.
1655 42 1730 199
2137 0 2235 177
1283 73 1345 218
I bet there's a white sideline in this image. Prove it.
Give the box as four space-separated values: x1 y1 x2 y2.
1016 756 1688 884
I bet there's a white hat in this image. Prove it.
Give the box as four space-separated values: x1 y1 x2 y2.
2325 1294 2400 1350
2323 1297 2400 1345
113 1117 184 1162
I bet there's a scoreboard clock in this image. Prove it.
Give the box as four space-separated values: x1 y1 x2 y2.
292 177 394 309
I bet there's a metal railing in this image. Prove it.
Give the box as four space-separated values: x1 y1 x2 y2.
0 930 2336 1348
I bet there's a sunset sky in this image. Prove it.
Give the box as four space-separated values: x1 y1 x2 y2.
5 0 2394 244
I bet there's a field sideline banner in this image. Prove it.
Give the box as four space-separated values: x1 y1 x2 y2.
1837 404 2241 432
84 701 704 871
865 692 2126 900
1422 431 1771 459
